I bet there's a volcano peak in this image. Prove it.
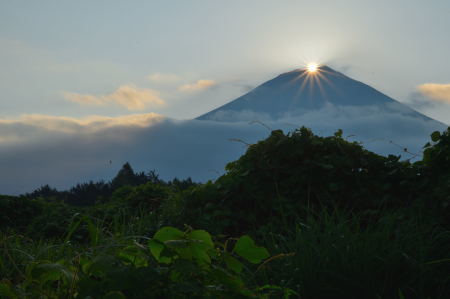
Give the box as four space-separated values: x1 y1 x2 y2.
196 66 409 122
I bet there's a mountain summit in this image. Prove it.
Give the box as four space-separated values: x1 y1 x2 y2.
196 65 436 123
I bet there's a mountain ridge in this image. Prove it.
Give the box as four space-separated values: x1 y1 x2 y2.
196 65 441 125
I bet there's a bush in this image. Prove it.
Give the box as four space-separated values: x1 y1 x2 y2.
0 195 43 231
182 128 419 234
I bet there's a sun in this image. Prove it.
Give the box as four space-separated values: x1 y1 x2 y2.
307 63 319 73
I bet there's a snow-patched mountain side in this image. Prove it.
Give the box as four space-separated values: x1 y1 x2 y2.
196 66 439 124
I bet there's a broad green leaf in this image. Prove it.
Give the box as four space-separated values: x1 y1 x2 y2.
188 230 214 265
175 247 194 260
224 255 243 273
148 239 163 257
149 239 171 264
118 246 148 267
164 239 190 248
153 226 184 242
188 230 214 248
189 244 211 265
233 235 269 264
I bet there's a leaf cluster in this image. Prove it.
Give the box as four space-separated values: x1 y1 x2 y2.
1 226 292 298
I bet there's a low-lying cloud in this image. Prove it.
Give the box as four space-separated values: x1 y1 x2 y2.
417 83 450 103
178 80 216 92
64 85 165 110
0 105 447 195
0 113 164 135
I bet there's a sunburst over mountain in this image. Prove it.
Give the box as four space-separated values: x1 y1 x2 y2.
0 66 447 194
197 65 441 125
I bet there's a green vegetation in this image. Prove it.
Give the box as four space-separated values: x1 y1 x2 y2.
1 127 449 298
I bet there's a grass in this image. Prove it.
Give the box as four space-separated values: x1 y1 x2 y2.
257 207 450 298
1 211 285 298
2 203 449 298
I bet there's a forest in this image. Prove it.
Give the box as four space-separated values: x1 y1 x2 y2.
1 126 449 298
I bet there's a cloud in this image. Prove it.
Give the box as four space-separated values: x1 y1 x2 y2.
0 113 165 137
0 104 447 195
178 80 216 92
0 114 264 194
417 83 450 103
64 85 165 110
147 73 180 84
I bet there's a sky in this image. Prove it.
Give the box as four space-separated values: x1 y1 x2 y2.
1 0 450 123
1 0 450 194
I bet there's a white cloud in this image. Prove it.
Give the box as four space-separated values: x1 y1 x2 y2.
64 85 165 110
417 83 450 103
178 80 216 92
0 113 165 136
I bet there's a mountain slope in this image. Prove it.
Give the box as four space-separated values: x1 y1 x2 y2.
196 66 438 123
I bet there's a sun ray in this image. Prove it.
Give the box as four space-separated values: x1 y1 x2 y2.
287 64 341 109
307 63 318 73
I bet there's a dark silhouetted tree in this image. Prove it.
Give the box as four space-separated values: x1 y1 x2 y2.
66 181 111 206
111 162 139 189
26 184 60 199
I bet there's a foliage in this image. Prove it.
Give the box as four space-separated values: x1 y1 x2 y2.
0 195 43 231
25 185 60 199
415 127 450 226
0 226 291 298
182 127 421 233
66 181 112 206
111 162 149 190
112 182 170 210
1 126 450 298
21 163 196 208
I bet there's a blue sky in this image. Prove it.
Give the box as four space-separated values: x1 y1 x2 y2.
1 0 450 123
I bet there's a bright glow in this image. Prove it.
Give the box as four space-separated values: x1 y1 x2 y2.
307 63 318 73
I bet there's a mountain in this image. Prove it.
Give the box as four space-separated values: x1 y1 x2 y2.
0 66 447 195
196 65 439 124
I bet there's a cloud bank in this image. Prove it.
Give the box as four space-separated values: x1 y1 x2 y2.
0 113 164 136
178 80 216 92
64 85 165 110
417 83 450 103
0 105 447 195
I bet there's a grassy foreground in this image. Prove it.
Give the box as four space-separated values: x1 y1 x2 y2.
1 127 449 298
